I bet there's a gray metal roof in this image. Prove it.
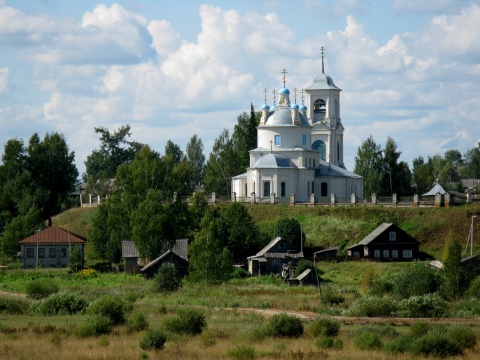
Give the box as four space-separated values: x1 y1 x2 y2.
140 239 189 273
122 241 140 258
250 153 297 169
315 160 363 179
357 223 394 246
422 182 448 196
306 73 341 91
264 106 311 127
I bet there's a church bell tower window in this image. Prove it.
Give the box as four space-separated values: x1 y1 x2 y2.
313 99 326 122
312 140 326 161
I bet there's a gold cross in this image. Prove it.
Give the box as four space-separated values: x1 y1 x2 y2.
263 88 268 104
281 68 288 87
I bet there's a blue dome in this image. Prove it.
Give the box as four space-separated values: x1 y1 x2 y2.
264 107 310 127
300 104 307 110
279 87 290 95
291 104 299 109
262 104 270 110
271 105 277 111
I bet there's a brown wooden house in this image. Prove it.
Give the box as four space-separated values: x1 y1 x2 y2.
121 240 141 274
347 223 419 261
19 226 86 268
140 239 189 279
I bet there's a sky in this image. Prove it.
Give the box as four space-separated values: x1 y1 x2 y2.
1 0 480 176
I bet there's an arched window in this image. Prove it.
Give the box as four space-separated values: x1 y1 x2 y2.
281 182 286 197
313 99 326 122
312 140 326 161
263 181 270 197
321 182 328 197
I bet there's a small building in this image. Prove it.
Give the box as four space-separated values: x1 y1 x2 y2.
122 240 141 274
314 246 338 262
19 226 86 268
347 223 419 261
286 268 319 286
247 237 303 276
140 239 189 279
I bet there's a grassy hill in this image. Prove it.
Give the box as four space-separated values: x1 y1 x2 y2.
53 203 480 259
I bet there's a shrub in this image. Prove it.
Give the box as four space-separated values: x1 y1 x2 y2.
0 296 30 315
410 330 463 357
162 308 206 335
76 315 112 337
384 334 413 354
446 325 477 350
87 294 132 325
361 266 379 293
32 291 88 315
409 321 432 338
226 345 256 360
315 336 334 349
389 262 443 299
294 260 314 277
140 329 167 350
449 299 480 318
350 324 398 339
397 293 447 318
321 288 345 305
152 263 181 293
25 278 59 299
230 267 251 279
345 295 398 317
466 275 480 298
308 317 340 337
354 332 383 350
266 313 304 338
126 312 149 332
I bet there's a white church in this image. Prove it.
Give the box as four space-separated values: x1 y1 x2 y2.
232 55 363 203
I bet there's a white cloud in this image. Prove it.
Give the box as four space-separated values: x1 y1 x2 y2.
0 66 8 94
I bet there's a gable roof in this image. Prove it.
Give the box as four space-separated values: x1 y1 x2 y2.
172 239 188 261
140 250 187 273
348 223 419 249
422 181 448 196
122 241 140 258
248 237 303 260
19 226 86 245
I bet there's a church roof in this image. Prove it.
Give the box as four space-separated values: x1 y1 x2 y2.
250 153 297 169
422 181 448 196
264 106 310 127
306 73 341 91
315 160 363 179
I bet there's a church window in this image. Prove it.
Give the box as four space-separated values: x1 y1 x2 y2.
263 181 270 197
302 135 307 146
321 182 328 197
274 135 280 146
281 182 286 197
312 140 326 161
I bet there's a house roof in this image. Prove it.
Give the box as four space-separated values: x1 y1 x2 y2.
460 254 479 264
19 226 86 245
315 160 363 179
422 181 448 196
252 237 282 257
139 239 189 273
248 237 303 260
140 250 187 273
122 241 140 258
314 246 338 254
347 223 418 249
295 268 313 281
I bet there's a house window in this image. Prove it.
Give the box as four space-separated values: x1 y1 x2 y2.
274 135 280 146
383 250 389 258
263 181 270 197
403 250 413 258
61 248 67 257
312 140 326 161
49 248 56 258
312 182 314 194
321 182 328 197
281 182 286 197
27 248 34 258
374 250 380 258
38 248 45 258
389 231 396 241
392 250 398 258
302 135 307 145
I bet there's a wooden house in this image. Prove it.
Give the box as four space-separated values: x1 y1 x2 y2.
121 241 141 274
140 239 189 279
19 226 86 268
314 246 338 262
247 237 303 276
347 223 419 261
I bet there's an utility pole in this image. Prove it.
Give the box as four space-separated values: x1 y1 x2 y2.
465 215 476 256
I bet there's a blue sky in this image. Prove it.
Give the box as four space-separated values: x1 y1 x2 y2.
1 0 479 175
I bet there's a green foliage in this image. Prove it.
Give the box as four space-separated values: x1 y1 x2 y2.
126 312 149 332
231 105 260 173
321 287 345 305
463 142 480 178
354 332 383 350
294 260 314 278
185 134 205 186
409 321 432 338
388 262 443 299
152 263 181 293
163 308 206 335
354 135 383 197
449 298 480 318
384 334 414 354
86 294 132 325
315 336 343 350
410 329 463 357
345 295 398 317
445 325 477 350
140 329 167 350
76 315 112 337
69 246 84 272
266 313 304 338
25 278 59 299
308 317 340 337
397 293 448 318
32 290 88 315
87 203 110 260
442 232 465 298
0 296 30 315
273 217 303 248
226 345 256 360
361 266 379 293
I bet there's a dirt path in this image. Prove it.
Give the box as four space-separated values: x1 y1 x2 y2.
0 290 26 298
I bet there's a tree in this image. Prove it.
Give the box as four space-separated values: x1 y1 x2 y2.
354 135 383 197
164 140 184 167
442 231 464 299
152 263 181 293
88 203 110 260
232 104 260 172
463 143 480 179
381 137 412 196
273 217 304 248
412 156 435 195
69 247 84 272
185 135 205 186
188 214 233 284
188 191 209 237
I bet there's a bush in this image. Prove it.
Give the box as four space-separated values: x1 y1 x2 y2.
345 296 398 317
25 278 59 299
384 334 413 354
446 325 477 350
450 299 480 318
152 263 181 293
87 294 132 325
76 315 112 337
397 293 447 318
466 275 480 298
266 313 304 338
0 296 30 315
126 312 149 332
294 260 314 277
361 266 379 293
230 267 251 279
315 336 342 349
321 287 345 305
308 317 340 337
354 332 383 350
162 308 206 335
32 291 88 315
410 330 463 357
226 345 256 359
140 329 167 350
351 324 398 339
409 321 432 338
389 262 443 299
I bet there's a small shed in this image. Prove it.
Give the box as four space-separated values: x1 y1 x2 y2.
247 237 303 276
122 241 141 274
140 239 189 279
314 246 338 262
286 268 319 286
347 223 419 261
19 226 86 268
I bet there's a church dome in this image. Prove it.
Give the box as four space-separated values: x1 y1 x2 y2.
291 103 299 109
262 104 270 110
279 87 290 95
251 153 296 169
300 104 307 111
264 107 310 127
306 73 341 91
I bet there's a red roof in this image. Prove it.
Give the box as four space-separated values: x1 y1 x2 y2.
19 226 86 245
